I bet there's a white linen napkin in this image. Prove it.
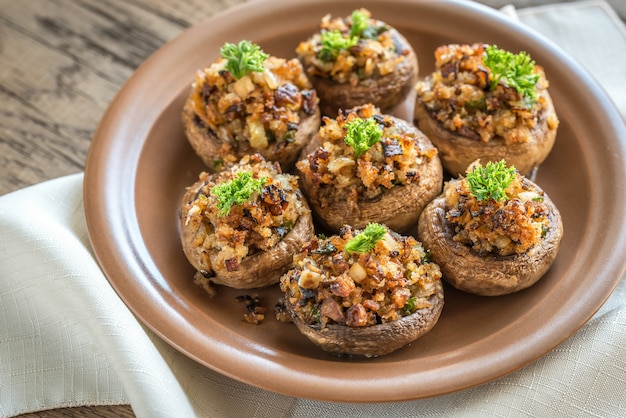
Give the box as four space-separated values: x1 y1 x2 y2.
1 1 625 417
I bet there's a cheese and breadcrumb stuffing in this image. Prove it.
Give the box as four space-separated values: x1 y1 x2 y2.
444 161 551 256
416 43 559 144
190 52 317 166
296 9 411 85
279 224 442 328
182 154 308 282
296 103 437 208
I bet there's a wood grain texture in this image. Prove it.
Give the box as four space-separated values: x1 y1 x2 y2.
3 0 622 416
0 0 248 196
15 405 136 417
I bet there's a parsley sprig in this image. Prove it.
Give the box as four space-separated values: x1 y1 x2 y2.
220 40 269 79
345 223 387 255
350 9 370 38
211 171 267 216
318 9 384 61
483 45 539 105
402 297 418 316
344 117 383 158
465 160 516 201
319 30 358 62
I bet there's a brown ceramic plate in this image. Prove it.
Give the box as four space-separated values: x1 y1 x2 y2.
84 0 626 402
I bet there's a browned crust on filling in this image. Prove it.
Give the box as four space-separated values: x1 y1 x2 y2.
306 30 418 116
280 225 444 356
180 155 315 290
414 43 559 176
296 9 418 116
296 104 443 233
182 56 321 172
289 282 443 357
414 90 557 176
417 183 563 296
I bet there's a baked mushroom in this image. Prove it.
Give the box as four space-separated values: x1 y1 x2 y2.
417 160 563 296
180 154 314 293
414 43 560 176
182 40 320 172
296 8 418 116
279 223 444 357
296 103 442 233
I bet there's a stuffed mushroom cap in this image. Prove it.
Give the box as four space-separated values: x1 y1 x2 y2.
417 160 563 296
180 154 314 292
296 8 418 116
414 43 559 176
182 40 320 172
296 104 442 233
279 223 444 357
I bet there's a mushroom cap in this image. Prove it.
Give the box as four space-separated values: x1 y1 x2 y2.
305 28 418 117
298 116 443 233
417 189 563 296
182 91 321 172
286 280 444 357
180 175 315 289
413 89 558 177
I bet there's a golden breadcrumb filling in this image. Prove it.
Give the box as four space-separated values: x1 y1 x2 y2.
279 225 442 327
182 154 307 275
296 104 437 206
444 172 551 256
416 43 559 144
190 56 317 160
296 9 410 85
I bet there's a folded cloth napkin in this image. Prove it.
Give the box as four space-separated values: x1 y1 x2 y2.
1 1 625 417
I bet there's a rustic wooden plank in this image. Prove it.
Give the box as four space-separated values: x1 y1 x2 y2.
0 0 256 196
16 405 136 417
126 0 248 26
0 23 97 193
0 0 187 195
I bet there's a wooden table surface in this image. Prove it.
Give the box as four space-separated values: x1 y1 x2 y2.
3 0 624 416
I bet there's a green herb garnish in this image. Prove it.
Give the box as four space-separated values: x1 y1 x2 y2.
402 297 418 316
483 45 539 105
275 221 294 238
319 30 358 62
211 171 267 215
312 240 337 255
220 40 269 79
344 117 383 158
465 160 516 202
345 223 387 255
350 9 370 38
212 158 224 171
350 9 384 40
